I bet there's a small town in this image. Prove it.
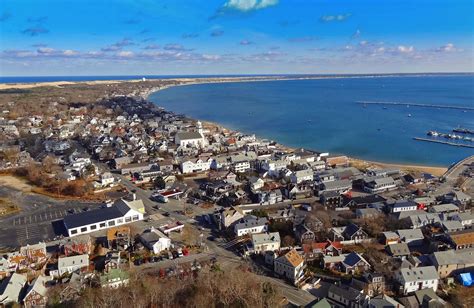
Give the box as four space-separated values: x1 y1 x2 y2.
0 82 473 308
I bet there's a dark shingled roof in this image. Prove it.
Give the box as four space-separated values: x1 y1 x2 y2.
63 202 131 229
343 252 363 267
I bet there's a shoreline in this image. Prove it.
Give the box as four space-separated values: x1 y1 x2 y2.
0 75 453 175
147 84 449 176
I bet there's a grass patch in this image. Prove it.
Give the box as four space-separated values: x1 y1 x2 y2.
0 198 20 216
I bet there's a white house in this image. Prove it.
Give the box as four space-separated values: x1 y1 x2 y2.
248 232 281 254
180 157 212 174
232 161 251 173
388 200 418 213
234 216 268 237
54 254 89 277
364 177 397 193
261 159 288 177
220 207 245 229
139 228 171 254
249 177 265 192
290 169 314 184
396 266 439 295
274 249 305 284
63 198 144 237
174 122 206 147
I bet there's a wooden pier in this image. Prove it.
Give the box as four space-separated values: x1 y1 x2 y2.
357 101 474 111
413 137 474 148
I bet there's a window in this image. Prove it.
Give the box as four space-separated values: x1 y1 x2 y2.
125 217 131 223
100 222 106 228
117 218 123 224
132 215 139 221
81 227 87 233
90 225 97 230
70 229 78 235
109 221 115 226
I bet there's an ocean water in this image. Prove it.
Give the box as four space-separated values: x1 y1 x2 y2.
149 75 474 167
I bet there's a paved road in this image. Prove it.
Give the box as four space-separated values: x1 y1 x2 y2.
434 155 474 197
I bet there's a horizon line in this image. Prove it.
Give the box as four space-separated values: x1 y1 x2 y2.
1 72 474 79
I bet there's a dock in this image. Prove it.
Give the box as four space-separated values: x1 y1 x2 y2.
413 137 474 148
357 101 474 111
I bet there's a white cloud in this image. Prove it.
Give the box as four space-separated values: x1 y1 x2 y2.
223 0 279 12
63 49 78 56
117 51 134 58
320 13 352 22
37 47 55 54
397 45 414 53
435 43 461 52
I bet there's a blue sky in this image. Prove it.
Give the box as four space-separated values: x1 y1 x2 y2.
0 0 473 76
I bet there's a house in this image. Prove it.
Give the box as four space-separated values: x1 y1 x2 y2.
323 252 370 274
429 249 474 278
120 162 155 175
382 231 400 245
63 198 144 237
139 228 171 254
364 177 397 193
249 176 265 192
330 223 369 243
174 130 205 148
234 216 268 236
320 191 342 207
267 208 294 222
397 229 424 247
327 284 366 307
387 200 418 213
341 252 371 274
429 203 459 215
53 254 89 277
247 232 280 254
61 235 93 256
257 189 283 205
441 220 464 233
396 266 439 295
448 229 474 250
0 273 27 305
220 206 245 229
319 179 352 194
274 249 305 284
343 194 387 209
290 169 313 184
351 272 386 297
286 182 314 199
365 295 403 308
180 157 212 174
451 211 474 228
100 269 129 288
302 241 342 260
356 208 381 219
294 224 315 243
23 275 49 308
408 212 441 229
387 242 410 259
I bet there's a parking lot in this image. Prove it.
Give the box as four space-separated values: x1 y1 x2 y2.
11 207 84 226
